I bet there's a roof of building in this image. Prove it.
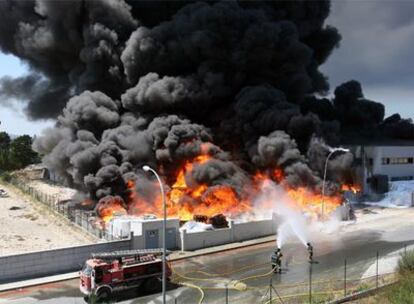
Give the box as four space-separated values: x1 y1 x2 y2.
340 133 414 147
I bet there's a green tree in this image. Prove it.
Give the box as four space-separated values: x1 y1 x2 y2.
0 132 11 170
0 132 10 150
8 135 39 169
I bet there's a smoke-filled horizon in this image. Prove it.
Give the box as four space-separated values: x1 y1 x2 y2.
0 0 412 217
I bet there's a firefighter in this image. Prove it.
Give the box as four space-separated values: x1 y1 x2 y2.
272 247 283 273
307 242 313 263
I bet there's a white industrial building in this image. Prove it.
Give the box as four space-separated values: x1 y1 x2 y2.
352 144 414 194
108 216 180 249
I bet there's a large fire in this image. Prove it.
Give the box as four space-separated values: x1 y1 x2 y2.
96 146 359 224
96 196 127 223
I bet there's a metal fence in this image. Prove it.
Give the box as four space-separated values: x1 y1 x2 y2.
7 177 118 241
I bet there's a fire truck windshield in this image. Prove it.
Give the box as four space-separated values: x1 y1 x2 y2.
82 264 93 276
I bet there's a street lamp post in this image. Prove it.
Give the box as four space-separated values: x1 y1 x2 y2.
321 147 350 219
143 165 167 304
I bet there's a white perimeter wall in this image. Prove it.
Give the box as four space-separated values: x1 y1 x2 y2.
232 219 275 242
180 216 277 251
0 239 131 283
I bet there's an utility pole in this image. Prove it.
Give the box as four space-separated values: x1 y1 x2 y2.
321 147 350 219
309 261 312 304
143 165 167 304
344 259 347 297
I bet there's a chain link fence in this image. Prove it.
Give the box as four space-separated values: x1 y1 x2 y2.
6 177 119 241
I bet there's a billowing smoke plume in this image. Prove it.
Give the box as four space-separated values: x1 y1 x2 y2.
3 0 405 214
0 0 137 118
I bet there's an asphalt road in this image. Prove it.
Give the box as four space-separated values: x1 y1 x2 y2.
1 220 414 304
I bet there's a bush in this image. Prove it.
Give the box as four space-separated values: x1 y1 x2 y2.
397 250 414 275
382 250 414 304
385 273 414 304
0 171 11 182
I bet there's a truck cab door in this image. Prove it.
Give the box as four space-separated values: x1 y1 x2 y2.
91 270 96 290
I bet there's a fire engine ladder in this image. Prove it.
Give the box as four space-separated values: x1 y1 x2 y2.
91 248 171 260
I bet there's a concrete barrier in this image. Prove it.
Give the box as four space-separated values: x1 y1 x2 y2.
0 238 131 283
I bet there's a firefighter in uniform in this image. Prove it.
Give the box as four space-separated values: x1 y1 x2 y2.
307 242 313 263
271 247 283 273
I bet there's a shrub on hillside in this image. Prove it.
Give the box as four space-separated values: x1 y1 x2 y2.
397 250 414 275
0 171 11 182
385 273 414 304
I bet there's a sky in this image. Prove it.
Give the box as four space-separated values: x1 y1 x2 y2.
1 0 414 136
321 0 414 117
0 53 53 136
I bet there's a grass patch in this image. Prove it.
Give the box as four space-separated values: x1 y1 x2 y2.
293 293 334 304
385 273 414 304
354 282 370 293
384 249 414 304
311 293 334 303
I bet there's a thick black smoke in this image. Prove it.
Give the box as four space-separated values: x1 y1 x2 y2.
0 0 137 118
4 0 404 209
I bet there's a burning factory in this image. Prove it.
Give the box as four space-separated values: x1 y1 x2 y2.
1 0 414 235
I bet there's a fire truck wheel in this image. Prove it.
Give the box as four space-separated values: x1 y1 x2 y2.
144 277 161 293
96 287 112 301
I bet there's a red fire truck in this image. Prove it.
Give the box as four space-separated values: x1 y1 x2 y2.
79 249 171 301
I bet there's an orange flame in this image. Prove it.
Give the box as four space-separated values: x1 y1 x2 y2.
273 168 284 183
96 196 127 223
341 184 361 194
286 187 342 220
252 171 344 220
96 145 359 224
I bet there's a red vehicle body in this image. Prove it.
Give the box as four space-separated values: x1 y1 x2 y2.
79 249 171 301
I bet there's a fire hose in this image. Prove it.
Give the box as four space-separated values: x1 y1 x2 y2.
172 264 277 289
172 261 397 303
237 266 276 283
172 261 269 281
179 282 205 304
173 264 341 299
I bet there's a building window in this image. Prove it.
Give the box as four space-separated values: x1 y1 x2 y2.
391 176 414 181
354 158 362 165
382 157 414 165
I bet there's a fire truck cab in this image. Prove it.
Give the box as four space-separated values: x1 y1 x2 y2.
80 249 171 301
